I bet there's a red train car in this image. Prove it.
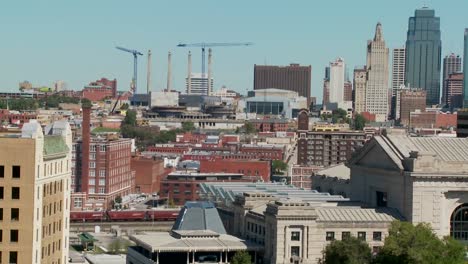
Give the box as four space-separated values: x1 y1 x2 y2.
107 210 146 221
70 211 105 222
147 210 179 221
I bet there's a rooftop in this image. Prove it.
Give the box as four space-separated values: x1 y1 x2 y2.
316 206 404 223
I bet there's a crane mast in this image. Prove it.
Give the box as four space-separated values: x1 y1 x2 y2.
116 46 144 94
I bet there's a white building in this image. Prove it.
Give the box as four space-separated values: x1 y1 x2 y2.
185 73 213 95
328 58 345 105
365 23 389 122
392 48 406 95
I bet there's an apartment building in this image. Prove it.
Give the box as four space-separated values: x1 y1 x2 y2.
0 120 72 264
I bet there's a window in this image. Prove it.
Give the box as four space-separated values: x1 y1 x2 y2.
358 232 366 241
99 170 106 177
89 162 95 168
9 251 18 264
98 188 105 194
89 178 95 185
373 232 382 241
99 179 105 185
376 191 387 207
0 229 2 242
10 229 18 242
342 232 351 240
326 232 335 241
0 208 2 220
12 187 20 199
12 166 20 178
291 231 300 241
0 186 3 199
89 170 95 177
0 165 4 178
11 208 19 221
291 246 300 257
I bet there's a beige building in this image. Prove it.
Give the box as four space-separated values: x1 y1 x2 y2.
0 120 72 264
348 134 468 240
365 23 389 122
353 67 367 114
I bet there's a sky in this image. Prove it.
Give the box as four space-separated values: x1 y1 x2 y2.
1 0 468 101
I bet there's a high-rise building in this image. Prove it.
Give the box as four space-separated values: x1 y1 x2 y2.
253 64 312 104
322 67 330 105
405 7 442 106
353 67 367 114
392 48 406 94
399 89 427 126
329 58 345 104
0 120 72 264
185 73 214 95
464 29 468 107
365 23 389 122
344 81 353 102
444 72 464 109
442 54 462 105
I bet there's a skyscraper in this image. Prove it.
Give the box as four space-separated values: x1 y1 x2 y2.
322 67 330 105
353 67 367 114
365 23 389 122
405 7 442 106
254 64 312 104
392 48 406 95
442 53 462 105
463 29 468 107
328 58 345 104
444 72 464 109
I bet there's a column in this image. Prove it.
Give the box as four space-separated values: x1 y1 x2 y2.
192 251 195 263
187 252 189 264
156 251 159 264
220 252 222 263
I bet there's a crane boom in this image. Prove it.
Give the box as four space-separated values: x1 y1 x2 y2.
177 42 253 95
115 46 143 94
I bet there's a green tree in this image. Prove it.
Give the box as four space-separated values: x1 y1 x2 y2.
272 160 288 175
122 110 137 126
120 103 129 110
321 236 372 264
81 98 92 108
231 251 251 264
374 221 466 264
331 108 350 124
353 114 367 130
244 122 256 134
182 121 195 132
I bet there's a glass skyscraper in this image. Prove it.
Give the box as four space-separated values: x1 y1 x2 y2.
405 7 442 106
463 29 468 107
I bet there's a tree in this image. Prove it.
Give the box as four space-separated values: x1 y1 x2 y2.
374 221 466 264
244 122 256 134
122 110 137 126
353 114 367 130
321 236 372 264
231 251 251 264
120 103 129 110
182 121 195 132
272 160 288 175
81 98 92 108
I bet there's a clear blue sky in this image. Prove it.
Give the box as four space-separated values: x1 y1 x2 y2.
1 0 467 101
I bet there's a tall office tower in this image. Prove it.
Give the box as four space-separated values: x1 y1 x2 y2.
329 58 345 104
353 67 367 114
0 120 72 264
322 67 330 105
392 48 406 95
185 73 214 95
442 53 462 105
444 72 464 109
464 29 468 107
365 23 389 122
405 7 442 106
253 64 312 104
344 81 353 101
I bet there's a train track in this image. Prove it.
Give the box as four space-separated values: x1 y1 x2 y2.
70 221 174 233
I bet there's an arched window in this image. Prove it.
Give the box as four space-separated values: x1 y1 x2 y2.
450 204 468 241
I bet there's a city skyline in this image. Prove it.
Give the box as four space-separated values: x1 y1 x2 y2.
2 1 468 102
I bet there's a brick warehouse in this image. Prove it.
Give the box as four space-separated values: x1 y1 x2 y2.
131 156 165 194
199 159 271 182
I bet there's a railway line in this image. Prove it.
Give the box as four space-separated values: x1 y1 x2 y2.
70 221 174 233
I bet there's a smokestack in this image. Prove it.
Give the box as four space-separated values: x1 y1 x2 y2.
167 51 172 91
187 51 192 94
81 106 91 194
147 50 152 94
207 48 212 96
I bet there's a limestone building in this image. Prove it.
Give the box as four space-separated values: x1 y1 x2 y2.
353 66 367 114
0 120 72 264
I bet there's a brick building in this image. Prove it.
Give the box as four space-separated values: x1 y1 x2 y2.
399 89 426 126
443 72 463 109
250 119 289 132
147 144 191 154
131 156 165 194
71 107 134 211
410 111 457 129
82 78 117 102
344 81 353 102
160 172 251 205
289 165 320 189
199 159 271 181
0 109 37 125
176 132 208 144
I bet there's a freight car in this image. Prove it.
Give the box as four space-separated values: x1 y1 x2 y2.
70 209 179 222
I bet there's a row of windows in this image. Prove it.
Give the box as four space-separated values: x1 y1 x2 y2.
88 178 106 186
0 187 20 199
89 170 106 177
247 222 265 236
43 161 68 178
41 239 62 260
325 231 382 241
0 229 19 242
43 180 64 198
42 220 62 238
0 208 19 221
43 200 63 218
0 165 21 179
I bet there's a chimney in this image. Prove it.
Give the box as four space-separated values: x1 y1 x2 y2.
81 106 91 194
167 51 172 91
147 49 152 94
207 48 212 96
187 51 192 94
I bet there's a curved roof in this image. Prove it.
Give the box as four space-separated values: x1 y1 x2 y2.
172 201 226 234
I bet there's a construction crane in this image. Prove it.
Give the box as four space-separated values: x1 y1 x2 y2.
177 42 253 93
116 46 143 94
